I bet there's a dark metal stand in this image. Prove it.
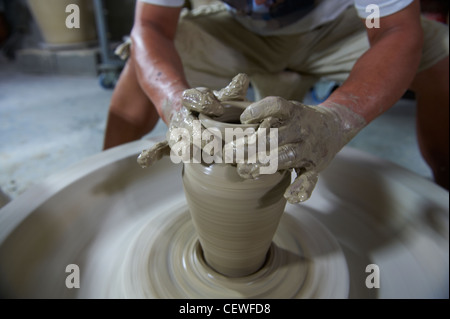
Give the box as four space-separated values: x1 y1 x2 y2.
93 0 124 89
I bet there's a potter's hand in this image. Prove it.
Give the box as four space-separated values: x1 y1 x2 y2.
138 74 250 167
137 140 170 168
227 97 366 203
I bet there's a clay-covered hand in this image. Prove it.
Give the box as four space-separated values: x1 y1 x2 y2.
138 74 250 168
226 96 366 203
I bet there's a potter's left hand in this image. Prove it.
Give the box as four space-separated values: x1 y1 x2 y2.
138 74 250 168
226 96 366 203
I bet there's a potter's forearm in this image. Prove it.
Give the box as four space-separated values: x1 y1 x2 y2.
322 33 422 124
322 1 423 125
131 4 189 124
131 27 189 124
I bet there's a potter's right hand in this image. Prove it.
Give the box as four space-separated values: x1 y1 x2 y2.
138 74 250 168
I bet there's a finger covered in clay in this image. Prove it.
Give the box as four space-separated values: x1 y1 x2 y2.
240 96 296 124
213 73 250 102
182 88 224 117
284 169 319 203
137 140 170 168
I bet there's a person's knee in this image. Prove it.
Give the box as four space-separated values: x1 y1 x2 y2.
411 56 449 189
108 98 158 131
428 152 449 189
107 60 159 131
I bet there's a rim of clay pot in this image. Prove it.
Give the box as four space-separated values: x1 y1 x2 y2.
198 100 258 136
184 160 289 189
198 101 259 165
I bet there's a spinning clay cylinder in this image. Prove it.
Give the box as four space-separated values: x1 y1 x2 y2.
182 101 290 277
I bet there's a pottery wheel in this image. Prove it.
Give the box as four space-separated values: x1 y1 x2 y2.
79 204 348 298
0 139 448 298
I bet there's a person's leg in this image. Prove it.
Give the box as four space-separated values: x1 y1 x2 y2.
409 16 449 189
410 55 449 189
288 7 369 89
175 4 308 98
103 57 160 150
175 5 261 90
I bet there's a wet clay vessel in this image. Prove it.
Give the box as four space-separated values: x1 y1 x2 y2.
183 101 291 277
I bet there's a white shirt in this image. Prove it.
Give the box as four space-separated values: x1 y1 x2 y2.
140 0 413 17
139 0 414 34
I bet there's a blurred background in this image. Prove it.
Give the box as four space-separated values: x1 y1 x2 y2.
0 0 448 204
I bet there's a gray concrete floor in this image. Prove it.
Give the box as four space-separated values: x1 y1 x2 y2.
0 55 433 204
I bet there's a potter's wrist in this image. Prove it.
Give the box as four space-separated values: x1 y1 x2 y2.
161 90 186 124
161 99 175 124
317 102 366 145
